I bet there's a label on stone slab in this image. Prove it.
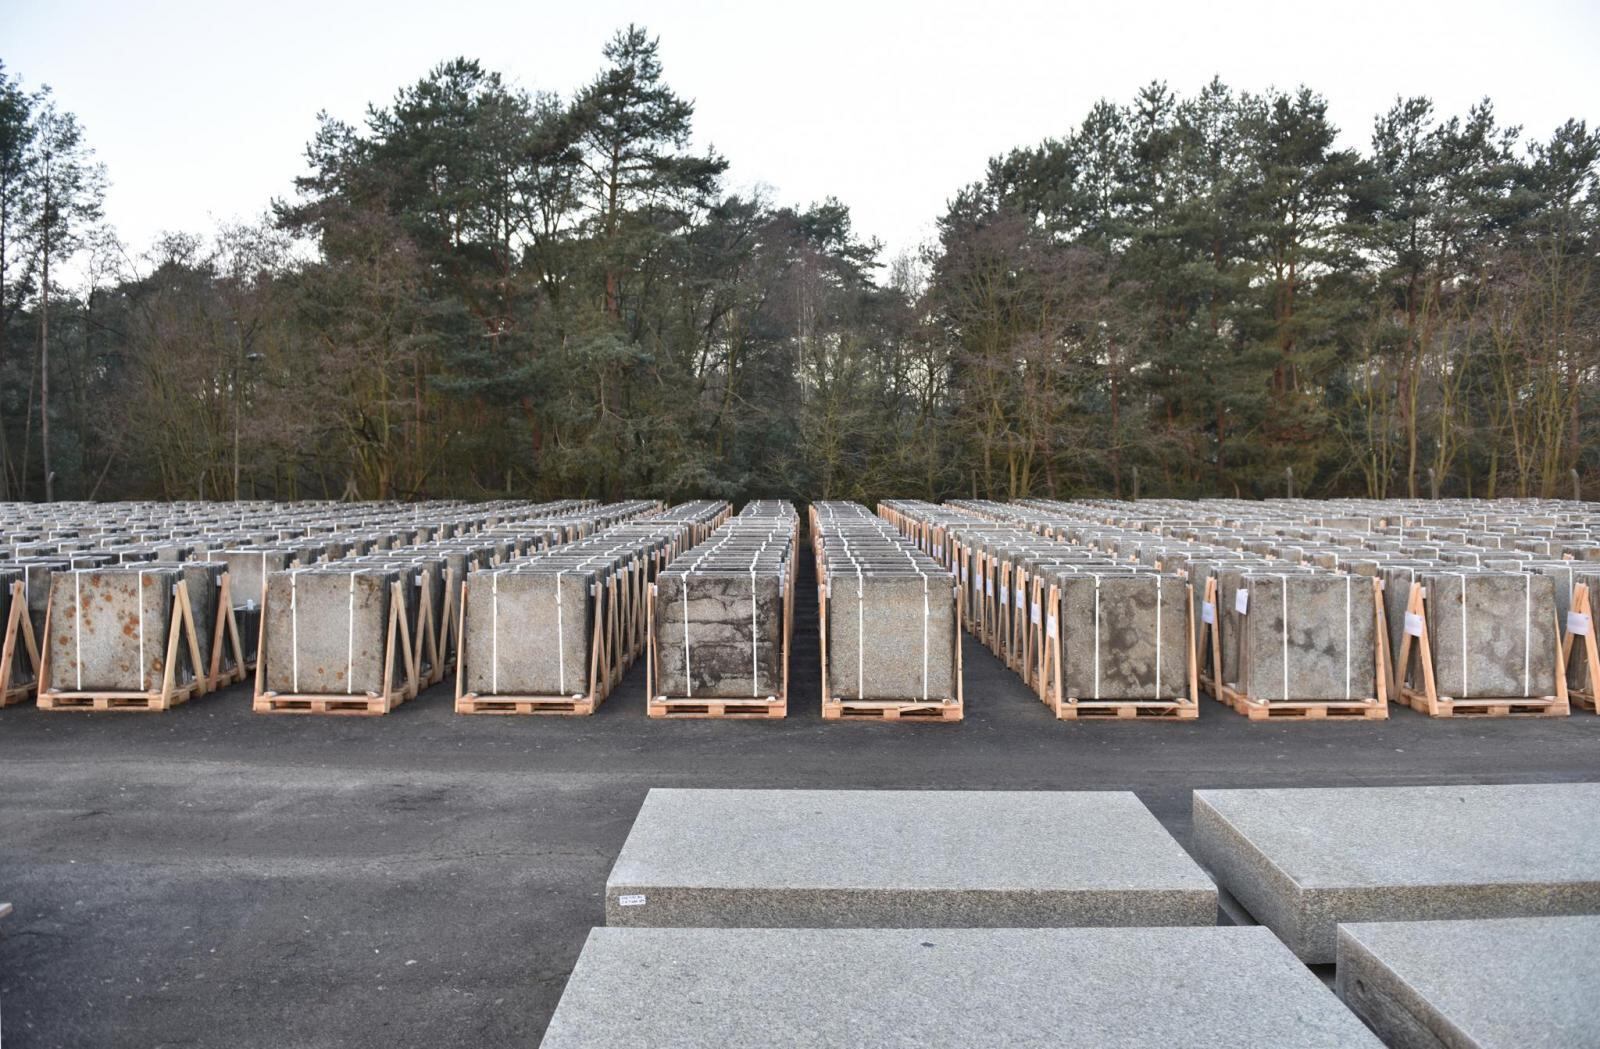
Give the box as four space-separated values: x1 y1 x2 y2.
1046 613 1057 638
1569 611 1592 636
1000 584 1008 607
617 894 647 907
986 577 994 597
1404 611 1425 637
1201 601 1215 625
1016 587 1024 608
1234 589 1249 615
1031 601 1041 625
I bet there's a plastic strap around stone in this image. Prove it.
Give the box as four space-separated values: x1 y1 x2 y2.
1344 574 1352 701
290 570 299 694
491 572 500 695
1523 572 1531 698
74 570 83 691
346 572 356 695
682 565 692 699
555 568 568 696
1280 573 1290 702
1154 575 1162 700
856 563 865 702
1092 575 1101 701
1457 571 1469 697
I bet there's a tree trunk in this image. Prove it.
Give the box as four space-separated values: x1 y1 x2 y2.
40 230 52 502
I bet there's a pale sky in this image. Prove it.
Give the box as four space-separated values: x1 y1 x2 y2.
5 0 1598 268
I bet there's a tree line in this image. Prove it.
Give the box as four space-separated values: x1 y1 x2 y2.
1 29 1596 504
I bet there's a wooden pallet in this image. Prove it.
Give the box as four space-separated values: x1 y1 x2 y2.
455 695 595 715
37 580 209 713
254 576 418 716
1394 580 1569 719
1218 687 1388 720
38 680 201 713
0 580 41 707
1054 698 1199 720
251 691 402 716
822 698 963 721
647 697 787 719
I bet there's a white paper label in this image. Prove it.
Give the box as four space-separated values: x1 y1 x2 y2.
934 543 942 559
1234 589 1249 615
1031 601 1041 625
1569 611 1592 637
617 894 647 907
1201 601 1216 625
1046 614 1058 638
1404 612 1424 637
1016 587 1024 608
1000 585 1008 607
986 577 994 597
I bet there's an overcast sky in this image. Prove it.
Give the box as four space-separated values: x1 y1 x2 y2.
5 0 1598 266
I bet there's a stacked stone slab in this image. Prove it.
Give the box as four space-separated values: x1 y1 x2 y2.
541 926 1383 1049
459 500 729 713
252 500 667 714
1192 783 1600 963
1337 916 1600 1049
813 501 960 717
605 788 1217 927
650 503 796 706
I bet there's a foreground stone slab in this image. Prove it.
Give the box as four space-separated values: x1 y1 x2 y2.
1337 916 1600 1049
541 927 1383 1049
606 789 1215 927
1193 784 1600 962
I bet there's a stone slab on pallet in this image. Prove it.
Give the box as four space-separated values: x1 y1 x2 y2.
824 570 957 701
540 926 1383 1049
262 569 400 695
46 568 183 692
606 788 1215 928
1337 916 1600 1049
1192 784 1600 963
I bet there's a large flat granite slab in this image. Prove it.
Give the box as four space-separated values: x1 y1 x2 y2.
540 926 1383 1049
1337 916 1600 1049
1193 784 1600 962
606 788 1216 927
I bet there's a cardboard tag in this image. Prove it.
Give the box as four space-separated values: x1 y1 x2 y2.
617 894 647 907
1201 601 1215 625
1234 589 1249 615
1404 611 1424 637
1569 611 1592 637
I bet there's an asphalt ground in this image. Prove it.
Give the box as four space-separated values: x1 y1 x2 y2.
2 551 1598 1048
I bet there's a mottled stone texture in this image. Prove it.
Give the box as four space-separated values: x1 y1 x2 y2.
1222 571 1376 701
462 570 595 696
47 569 181 691
655 573 783 698
1338 916 1600 1049
1193 784 1600 963
1420 571 1558 697
1050 571 1188 700
263 570 397 695
826 571 956 700
607 789 1215 928
541 927 1382 1049
215 549 294 608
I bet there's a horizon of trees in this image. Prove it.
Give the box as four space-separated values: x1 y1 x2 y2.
0 29 1596 505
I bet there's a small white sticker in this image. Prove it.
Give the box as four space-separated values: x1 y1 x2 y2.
1404 612 1424 637
934 543 943 559
1569 611 1592 637
1234 589 1249 615
1046 613 1058 638
1031 601 1041 625
1201 601 1216 625
986 577 994 597
618 894 647 907
1016 587 1024 608
1000 584 1009 607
